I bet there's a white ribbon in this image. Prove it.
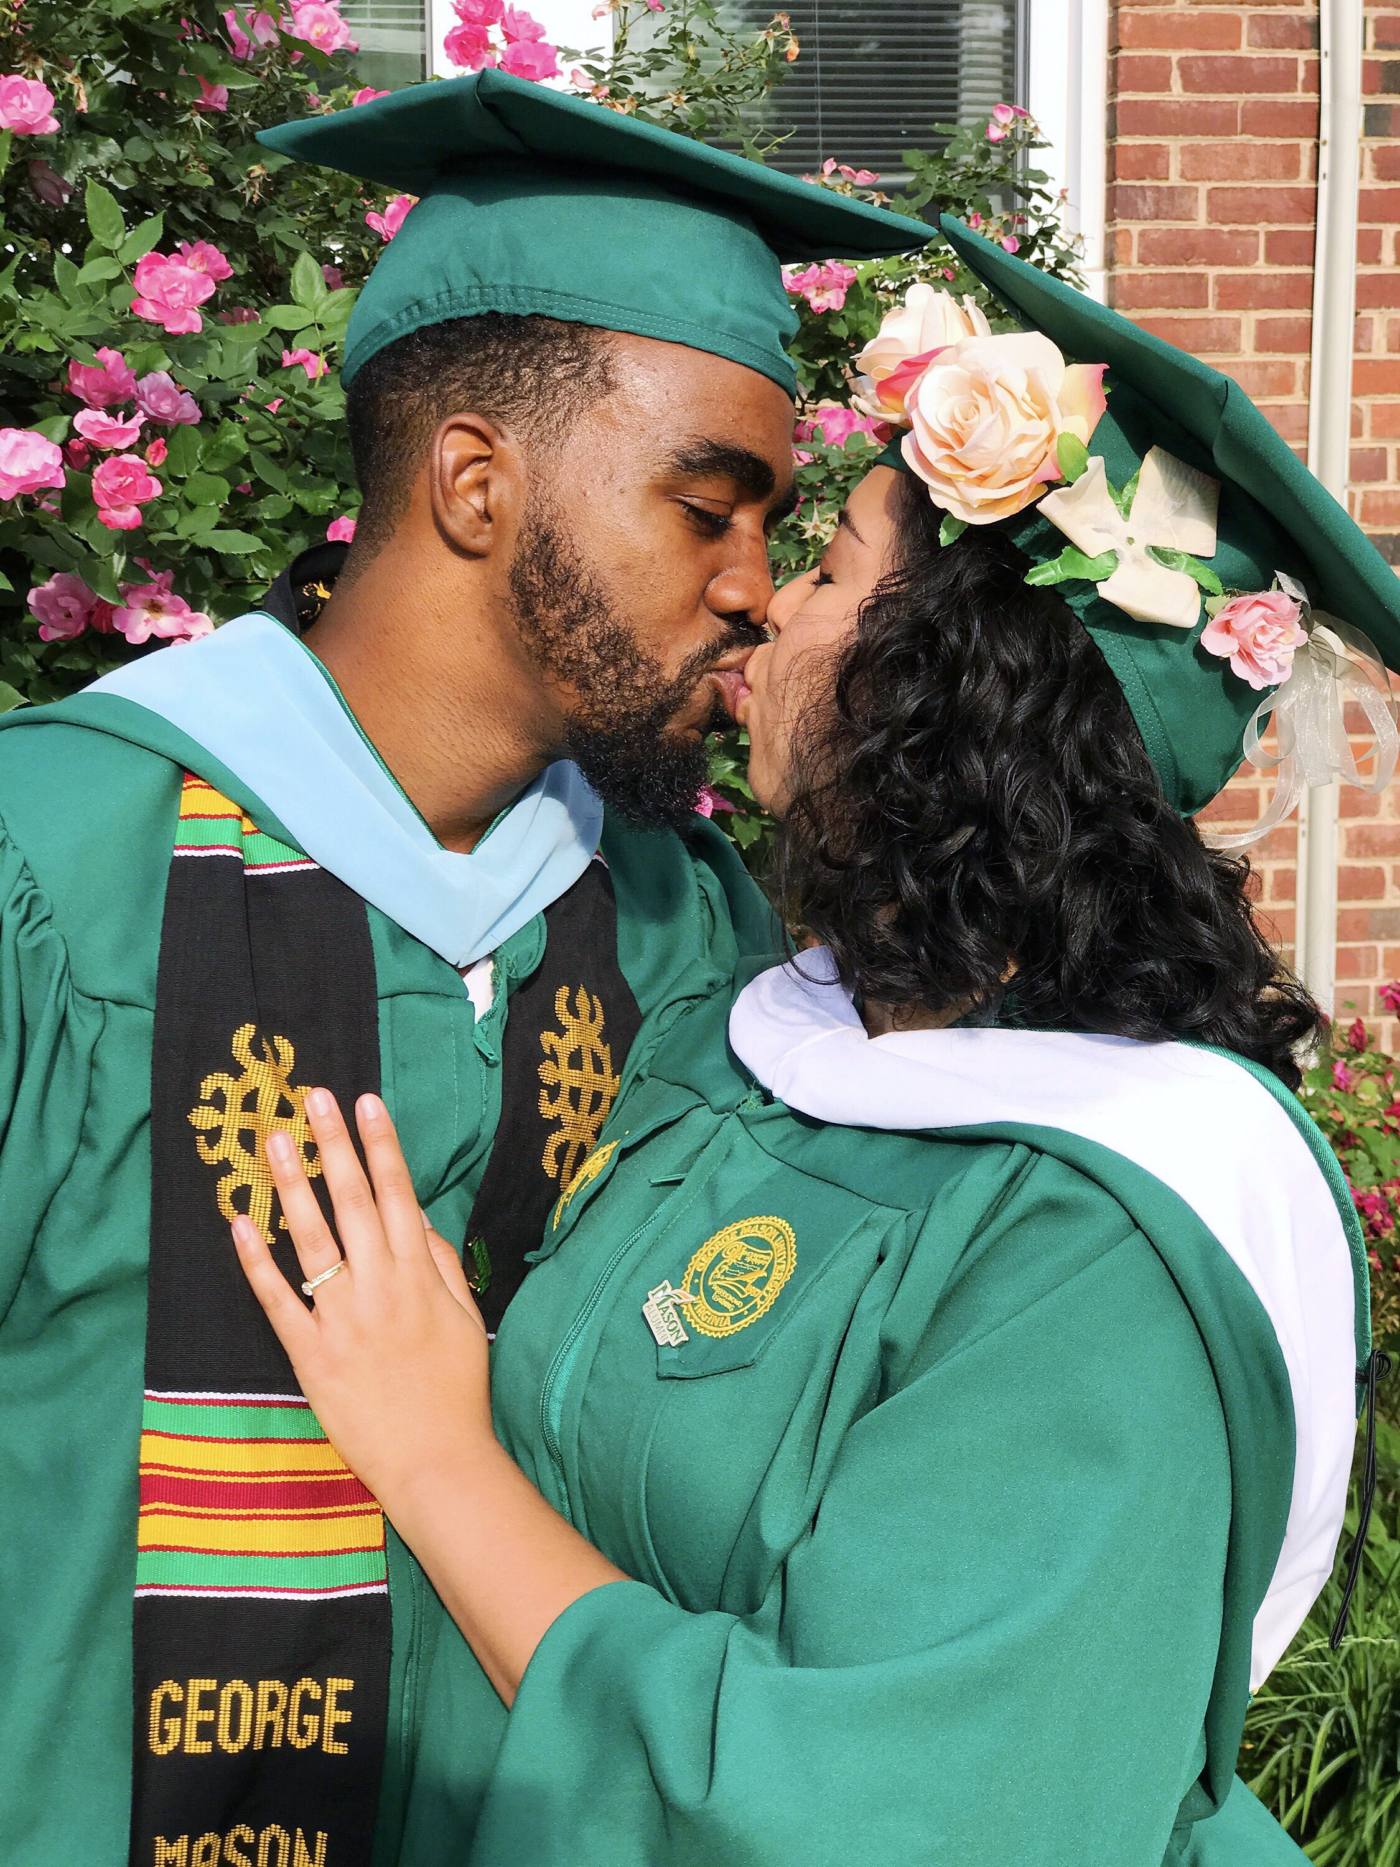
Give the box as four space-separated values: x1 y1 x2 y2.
1208 582 1398 850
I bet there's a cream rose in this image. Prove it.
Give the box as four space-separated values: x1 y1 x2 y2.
851 284 991 422
901 331 1108 526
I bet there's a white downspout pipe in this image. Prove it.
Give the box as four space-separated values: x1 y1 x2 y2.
1297 0 1364 1015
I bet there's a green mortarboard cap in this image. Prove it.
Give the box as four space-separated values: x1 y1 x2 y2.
882 215 1400 816
257 70 929 395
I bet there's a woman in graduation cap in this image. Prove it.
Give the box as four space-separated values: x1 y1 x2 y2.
236 218 1392 1866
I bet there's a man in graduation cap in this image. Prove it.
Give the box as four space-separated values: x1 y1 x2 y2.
0 71 928 1866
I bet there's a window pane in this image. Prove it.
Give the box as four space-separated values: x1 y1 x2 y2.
339 0 428 91
729 0 1021 178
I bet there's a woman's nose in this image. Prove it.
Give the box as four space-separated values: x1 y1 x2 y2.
765 569 812 637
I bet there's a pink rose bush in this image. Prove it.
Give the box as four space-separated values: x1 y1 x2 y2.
74 409 146 450
91 454 163 531
0 75 59 135
783 261 858 314
986 102 1030 144
290 3 356 55
794 406 889 451
26 573 115 642
444 1 559 77
365 194 415 242
68 347 138 410
1200 588 1309 692
282 348 328 381
193 76 230 112
112 571 213 645
132 246 230 335
223 8 281 58
135 372 202 426
0 430 66 501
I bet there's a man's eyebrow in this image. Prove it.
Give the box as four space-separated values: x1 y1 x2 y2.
837 507 867 546
665 438 777 502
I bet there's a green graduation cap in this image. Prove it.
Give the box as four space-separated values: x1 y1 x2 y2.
878 215 1400 823
257 69 929 394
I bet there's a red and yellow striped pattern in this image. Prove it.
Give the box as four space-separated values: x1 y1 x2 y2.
174 774 317 876
136 1391 387 1599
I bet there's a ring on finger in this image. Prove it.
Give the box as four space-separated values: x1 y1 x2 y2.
301 1259 347 1298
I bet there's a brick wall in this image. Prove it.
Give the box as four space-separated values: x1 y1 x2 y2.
1106 0 1400 1037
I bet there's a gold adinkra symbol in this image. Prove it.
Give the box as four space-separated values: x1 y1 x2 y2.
538 985 621 1192
188 1023 321 1244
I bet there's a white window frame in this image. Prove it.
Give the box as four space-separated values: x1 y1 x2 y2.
1026 0 1108 300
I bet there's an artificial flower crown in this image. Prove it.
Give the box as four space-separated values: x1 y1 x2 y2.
849 276 1397 841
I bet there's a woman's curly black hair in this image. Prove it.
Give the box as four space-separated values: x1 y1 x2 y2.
773 471 1324 1088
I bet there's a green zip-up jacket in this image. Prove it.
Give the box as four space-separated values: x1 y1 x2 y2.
0 694 772 1865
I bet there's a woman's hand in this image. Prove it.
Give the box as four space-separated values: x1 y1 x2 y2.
232 1088 493 1513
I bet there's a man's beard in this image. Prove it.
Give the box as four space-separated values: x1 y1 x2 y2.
509 506 750 829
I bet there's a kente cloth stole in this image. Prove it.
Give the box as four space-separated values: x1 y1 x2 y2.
467 854 642 1333
133 776 388 1867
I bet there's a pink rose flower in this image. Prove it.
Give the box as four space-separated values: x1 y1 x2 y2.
454 0 504 22
92 453 162 531
327 515 357 543
693 785 736 818
0 75 59 136
74 408 146 450
68 346 137 410
498 36 559 79
352 87 390 105
27 158 73 206
282 347 328 381
291 2 354 53
499 36 559 79
646 1 665 11
176 240 234 283
0 428 66 500
28 572 104 642
1199 589 1308 693
64 439 92 470
132 252 218 335
136 371 202 426
1349 1016 1369 1051
1001 234 1021 254
113 571 212 645
365 194 415 242
145 436 169 468
445 22 496 68
782 260 858 314
794 406 890 449
322 263 344 290
193 75 229 112
1334 1059 1357 1094
501 5 545 40
223 7 280 58
264 398 284 416
1380 981 1400 1014
991 103 1030 125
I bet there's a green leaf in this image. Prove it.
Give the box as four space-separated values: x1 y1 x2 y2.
1148 546 1224 595
32 414 70 444
249 449 289 493
200 529 264 555
164 426 203 477
0 131 11 184
938 515 967 548
0 682 26 715
1056 433 1089 484
0 569 11 593
54 254 82 300
1110 468 1139 520
85 179 126 251
77 257 124 285
291 252 327 312
119 215 165 265
1025 546 1119 587
84 557 123 605
261 304 317 333
183 472 232 507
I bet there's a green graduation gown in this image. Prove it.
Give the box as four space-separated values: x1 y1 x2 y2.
0 677 771 1864
460 953 1366 1866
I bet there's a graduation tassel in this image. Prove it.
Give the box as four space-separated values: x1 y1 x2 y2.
1329 1347 1393 1648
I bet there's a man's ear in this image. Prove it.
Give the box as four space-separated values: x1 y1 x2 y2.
429 412 524 560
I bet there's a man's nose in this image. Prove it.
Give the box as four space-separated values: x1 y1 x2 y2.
706 535 776 632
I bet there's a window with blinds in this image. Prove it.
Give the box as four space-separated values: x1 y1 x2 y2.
338 0 428 92
731 1 1025 180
